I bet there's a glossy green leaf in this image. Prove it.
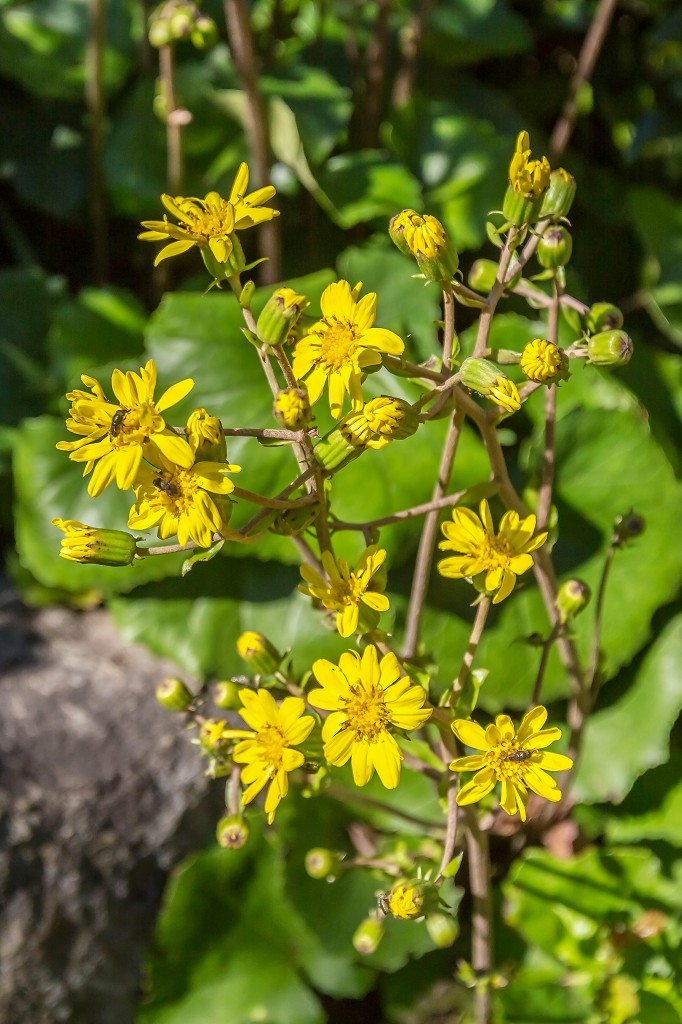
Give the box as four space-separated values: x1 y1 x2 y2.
261 66 352 166
424 0 532 66
316 151 422 229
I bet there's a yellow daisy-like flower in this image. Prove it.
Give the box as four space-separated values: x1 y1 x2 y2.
291 280 404 418
232 689 315 824
128 451 240 548
520 338 568 384
307 645 432 789
56 360 194 497
438 499 547 603
138 162 278 266
298 546 390 637
508 130 551 197
450 706 573 820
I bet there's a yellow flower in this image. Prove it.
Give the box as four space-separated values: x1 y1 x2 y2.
389 210 459 282
232 689 314 824
52 518 137 566
56 360 194 496
292 280 404 418
342 396 420 450
487 376 521 413
186 408 224 453
520 338 568 384
450 706 573 820
438 499 547 603
307 645 431 789
508 130 551 197
236 631 282 675
299 546 390 637
273 387 311 431
128 451 240 548
138 162 278 266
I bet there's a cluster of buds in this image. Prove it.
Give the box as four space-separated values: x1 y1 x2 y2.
148 0 218 49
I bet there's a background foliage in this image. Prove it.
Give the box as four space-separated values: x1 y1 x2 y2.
3 0 682 1020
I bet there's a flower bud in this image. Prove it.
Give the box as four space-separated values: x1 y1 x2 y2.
314 425 362 472
503 130 551 227
353 915 385 956
586 330 633 367
389 210 459 282
387 881 440 921
155 676 193 712
169 7 193 40
344 396 420 450
536 225 573 269
426 912 459 948
613 511 645 545
148 17 173 48
273 388 311 431
556 578 591 624
236 631 282 675
52 518 138 566
216 814 250 850
257 287 309 348
213 679 241 709
186 408 227 462
304 848 342 881
190 14 218 49
468 258 522 294
539 167 576 219
520 339 569 385
270 504 319 536
585 302 624 333
459 358 521 413
201 233 246 281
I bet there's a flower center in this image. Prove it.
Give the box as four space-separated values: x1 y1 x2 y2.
318 320 359 371
112 403 162 446
256 724 287 769
478 535 513 571
343 683 389 742
150 468 199 515
332 573 366 607
489 742 535 780
186 199 234 239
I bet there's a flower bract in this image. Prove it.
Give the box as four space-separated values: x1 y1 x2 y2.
292 280 404 418
298 545 389 637
56 360 195 496
450 705 573 820
307 645 431 789
232 689 314 824
438 499 547 603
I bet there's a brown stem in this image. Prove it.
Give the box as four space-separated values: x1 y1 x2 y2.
473 232 517 357
391 0 435 109
402 407 464 659
326 782 446 835
442 283 456 368
330 488 470 532
549 0 619 160
223 0 280 282
158 44 183 194
464 807 493 1024
222 426 304 441
85 0 108 282
231 486 316 510
529 623 560 708
437 778 460 880
536 279 560 532
451 597 491 705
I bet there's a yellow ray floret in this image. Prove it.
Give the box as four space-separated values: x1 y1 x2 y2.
298 545 390 637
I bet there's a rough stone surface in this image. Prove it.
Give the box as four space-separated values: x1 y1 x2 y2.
0 592 220 1024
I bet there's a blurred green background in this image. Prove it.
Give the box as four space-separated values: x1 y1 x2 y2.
3 0 682 1020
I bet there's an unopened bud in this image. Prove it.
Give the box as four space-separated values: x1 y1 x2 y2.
468 258 521 293
344 396 420 450
270 504 318 536
148 17 173 47
537 225 573 269
426 912 459 948
389 210 459 282
353 914 385 955
314 425 361 472
460 357 521 413
273 388 311 431
186 408 227 461
305 848 342 881
587 330 633 367
156 676 193 712
213 680 241 709
586 302 624 333
201 233 246 281
236 631 282 675
520 339 569 385
216 814 250 850
539 167 576 219
52 518 138 566
387 880 440 921
504 131 551 226
556 578 591 624
190 15 218 49
613 511 645 546
169 8 193 40
257 287 309 347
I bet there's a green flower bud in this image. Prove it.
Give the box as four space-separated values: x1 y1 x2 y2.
539 167 577 219
459 357 521 413
169 8 193 40
186 408 227 462
216 814 250 850
155 676 193 712
273 388 311 431
236 631 282 675
504 131 551 227
586 330 633 367
304 848 342 881
52 518 138 566
613 511 645 546
257 287 309 347
389 210 459 282
556 578 591 624
468 258 522 294
201 233 246 281
537 225 573 269
353 915 385 956
314 425 361 472
585 302 624 333
213 680 241 709
148 18 173 48
190 15 218 49
426 912 459 948
270 504 318 536
387 880 440 921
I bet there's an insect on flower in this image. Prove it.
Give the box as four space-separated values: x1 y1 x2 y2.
153 476 180 498
109 408 127 437
503 749 533 763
